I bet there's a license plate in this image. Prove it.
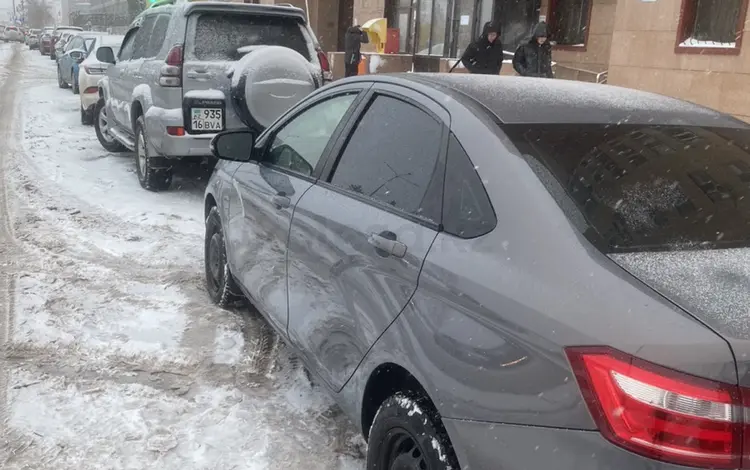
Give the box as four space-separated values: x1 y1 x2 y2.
190 108 223 132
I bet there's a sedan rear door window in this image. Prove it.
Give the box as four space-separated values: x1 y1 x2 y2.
329 94 444 223
506 124 750 252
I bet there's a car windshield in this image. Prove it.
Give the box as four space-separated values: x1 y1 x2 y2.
506 124 750 253
191 13 311 61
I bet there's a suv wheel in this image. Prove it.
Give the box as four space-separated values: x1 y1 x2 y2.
134 116 172 191
205 206 244 307
57 65 69 89
367 393 460 470
94 99 126 152
72 70 79 94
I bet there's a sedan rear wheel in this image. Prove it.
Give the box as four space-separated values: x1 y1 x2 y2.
367 393 459 470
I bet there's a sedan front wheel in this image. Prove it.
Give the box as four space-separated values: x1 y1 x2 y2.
205 206 244 308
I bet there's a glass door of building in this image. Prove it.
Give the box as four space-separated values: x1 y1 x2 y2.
494 0 542 53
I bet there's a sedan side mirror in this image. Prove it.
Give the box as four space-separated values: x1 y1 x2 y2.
210 130 256 162
96 46 115 64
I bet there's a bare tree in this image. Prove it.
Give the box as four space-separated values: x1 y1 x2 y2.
23 0 54 28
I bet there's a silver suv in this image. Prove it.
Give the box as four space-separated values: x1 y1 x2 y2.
93 0 331 191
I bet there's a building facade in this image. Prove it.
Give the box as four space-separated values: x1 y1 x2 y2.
296 0 749 121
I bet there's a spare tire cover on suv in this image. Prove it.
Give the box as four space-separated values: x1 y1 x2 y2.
230 45 319 132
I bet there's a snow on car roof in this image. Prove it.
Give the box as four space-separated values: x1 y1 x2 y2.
403 73 746 127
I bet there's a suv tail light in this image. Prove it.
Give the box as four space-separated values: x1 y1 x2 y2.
159 44 183 87
316 48 330 72
567 347 747 469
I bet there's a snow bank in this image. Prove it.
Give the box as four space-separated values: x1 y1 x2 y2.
679 38 736 48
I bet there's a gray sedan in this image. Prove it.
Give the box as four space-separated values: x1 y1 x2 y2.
205 73 750 470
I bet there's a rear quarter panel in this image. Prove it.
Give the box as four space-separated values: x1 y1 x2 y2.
338 98 737 432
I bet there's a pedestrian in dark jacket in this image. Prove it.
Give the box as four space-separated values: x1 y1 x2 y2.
513 22 554 78
344 25 369 78
460 22 504 75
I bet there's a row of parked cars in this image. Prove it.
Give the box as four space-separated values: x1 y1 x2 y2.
39 1 750 469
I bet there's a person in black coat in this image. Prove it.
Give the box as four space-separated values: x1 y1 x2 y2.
513 22 554 78
460 22 504 75
344 25 369 78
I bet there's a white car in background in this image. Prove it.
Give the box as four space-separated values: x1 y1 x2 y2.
78 34 123 125
3 25 23 42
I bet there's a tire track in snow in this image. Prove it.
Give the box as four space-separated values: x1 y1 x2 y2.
0 44 24 440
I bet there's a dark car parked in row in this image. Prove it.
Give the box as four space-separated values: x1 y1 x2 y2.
205 73 750 469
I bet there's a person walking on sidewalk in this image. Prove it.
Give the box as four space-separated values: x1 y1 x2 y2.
459 22 504 75
513 22 554 78
344 25 369 78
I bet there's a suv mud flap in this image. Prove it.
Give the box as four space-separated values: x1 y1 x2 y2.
148 155 172 169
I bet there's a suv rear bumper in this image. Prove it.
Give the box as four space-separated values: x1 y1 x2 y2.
160 132 216 158
145 107 217 158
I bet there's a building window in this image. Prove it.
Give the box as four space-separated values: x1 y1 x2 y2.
385 0 416 53
549 0 592 48
676 0 749 54
410 0 452 55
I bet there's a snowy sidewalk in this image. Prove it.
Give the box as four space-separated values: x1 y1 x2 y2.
0 45 364 470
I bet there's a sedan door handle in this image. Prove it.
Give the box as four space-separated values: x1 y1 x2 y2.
368 232 407 258
272 195 291 209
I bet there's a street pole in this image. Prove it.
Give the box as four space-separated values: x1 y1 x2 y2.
11 0 16 22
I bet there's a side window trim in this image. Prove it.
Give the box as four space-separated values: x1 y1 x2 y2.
146 14 171 58
118 28 139 61
254 86 372 181
316 88 450 230
441 132 498 239
132 15 158 60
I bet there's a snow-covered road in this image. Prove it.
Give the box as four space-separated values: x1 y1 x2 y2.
0 42 365 469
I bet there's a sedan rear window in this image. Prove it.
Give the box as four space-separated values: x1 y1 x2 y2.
506 124 750 253
191 13 310 62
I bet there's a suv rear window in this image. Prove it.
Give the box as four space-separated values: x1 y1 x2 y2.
192 13 310 61
506 124 750 253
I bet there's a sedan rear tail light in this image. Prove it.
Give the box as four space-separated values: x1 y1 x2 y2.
83 86 99 95
567 347 747 469
84 65 107 75
159 44 183 87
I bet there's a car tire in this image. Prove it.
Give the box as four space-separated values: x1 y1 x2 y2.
366 393 460 470
134 116 172 192
57 65 69 89
94 99 127 152
72 70 79 94
205 206 244 308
